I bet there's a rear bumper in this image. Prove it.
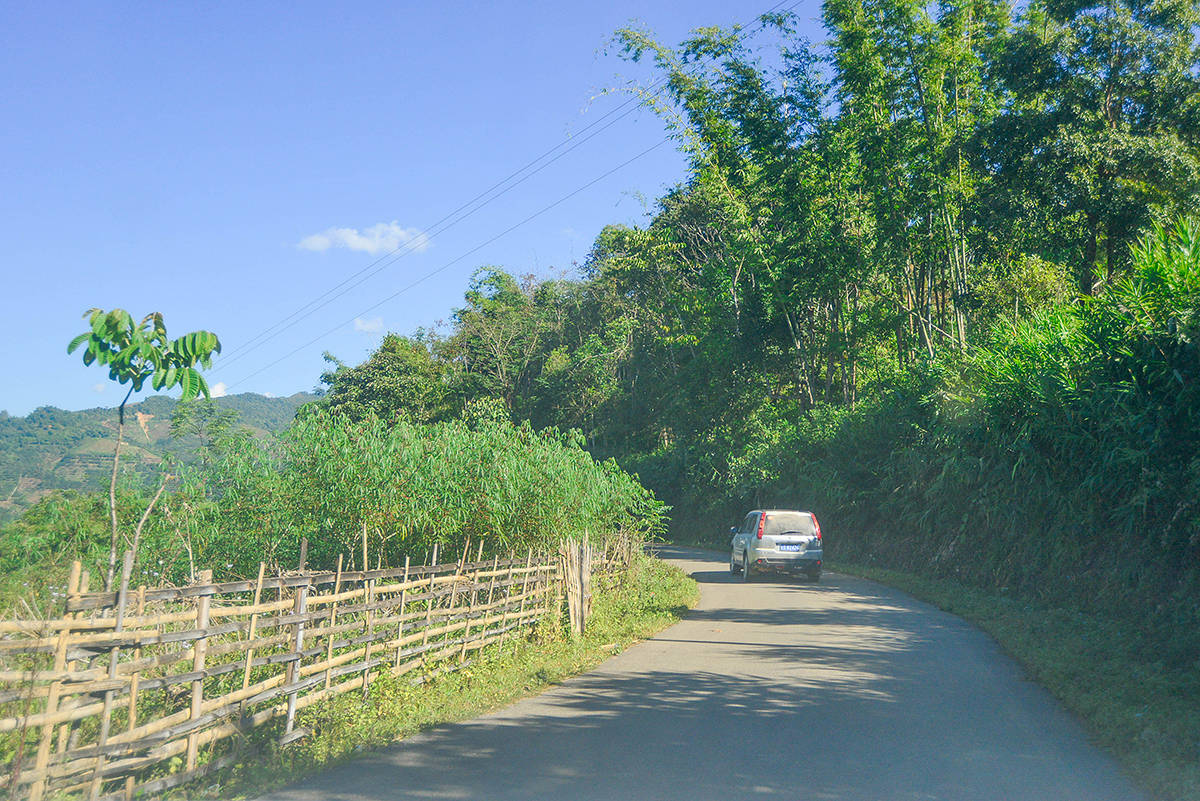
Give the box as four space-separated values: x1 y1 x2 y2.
753 553 822 572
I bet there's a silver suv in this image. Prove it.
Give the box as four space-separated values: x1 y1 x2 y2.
729 509 823 581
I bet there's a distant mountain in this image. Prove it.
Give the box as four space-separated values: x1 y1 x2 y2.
0 392 317 522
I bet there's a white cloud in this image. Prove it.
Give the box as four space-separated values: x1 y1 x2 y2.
209 382 228 398
92 383 106 394
298 221 430 255
353 316 384 333
263 392 276 398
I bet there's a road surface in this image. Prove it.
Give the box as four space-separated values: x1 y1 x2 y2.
258 546 1143 801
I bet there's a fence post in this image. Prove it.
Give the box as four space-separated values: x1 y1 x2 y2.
360 575 376 695
325 555 344 690
516 549 533 634
122 585 146 801
89 550 133 800
459 559 481 664
26 562 80 801
240 562 267 704
393 556 409 670
282 575 309 743
56 568 88 757
580 535 592 635
185 568 212 772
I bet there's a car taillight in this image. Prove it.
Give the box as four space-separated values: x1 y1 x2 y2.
811 513 822 543
756 514 766 539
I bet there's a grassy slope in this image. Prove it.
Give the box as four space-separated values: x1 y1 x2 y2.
169 554 698 800
833 560 1200 801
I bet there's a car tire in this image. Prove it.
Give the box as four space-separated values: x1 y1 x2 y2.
741 554 753 582
729 551 742 575
808 570 821 583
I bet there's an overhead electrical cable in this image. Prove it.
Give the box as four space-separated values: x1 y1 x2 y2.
218 0 797 370
217 94 652 372
221 138 671 391
219 0 799 387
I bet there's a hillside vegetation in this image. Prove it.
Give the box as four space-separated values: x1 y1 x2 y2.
288 6 1199 794
0 392 315 522
2 1 1199 795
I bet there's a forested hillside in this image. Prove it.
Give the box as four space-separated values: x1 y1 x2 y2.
0 392 315 522
315 2 1200 645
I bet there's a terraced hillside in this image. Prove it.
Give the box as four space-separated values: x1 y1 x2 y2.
0 392 315 521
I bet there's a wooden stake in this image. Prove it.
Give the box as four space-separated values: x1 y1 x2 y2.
325 555 344 691
498 553 516 650
459 560 481 663
283 577 309 739
184 569 212 772
56 568 88 757
27 562 80 801
393 556 409 669
88 551 133 800
359 577 376 696
122 585 145 801
240 563 267 696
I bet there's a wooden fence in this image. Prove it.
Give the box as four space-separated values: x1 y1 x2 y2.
0 542 569 801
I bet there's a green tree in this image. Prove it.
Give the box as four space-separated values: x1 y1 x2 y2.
321 332 450 423
982 0 1200 294
68 308 220 589
169 399 241 465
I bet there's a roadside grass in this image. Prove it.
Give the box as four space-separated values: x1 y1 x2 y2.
171 553 698 800
833 560 1200 801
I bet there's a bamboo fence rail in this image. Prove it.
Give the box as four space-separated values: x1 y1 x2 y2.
0 544 563 801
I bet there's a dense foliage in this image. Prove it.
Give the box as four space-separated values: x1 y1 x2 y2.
0 406 663 600
302 3 1200 658
6 0 1200 658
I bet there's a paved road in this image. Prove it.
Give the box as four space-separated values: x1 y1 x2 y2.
258 547 1144 801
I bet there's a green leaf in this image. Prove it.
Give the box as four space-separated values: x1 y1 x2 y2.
67 333 89 354
179 368 199 400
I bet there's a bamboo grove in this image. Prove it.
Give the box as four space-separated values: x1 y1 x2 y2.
312 1 1200 656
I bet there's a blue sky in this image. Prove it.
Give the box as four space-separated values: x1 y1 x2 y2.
1 1 823 417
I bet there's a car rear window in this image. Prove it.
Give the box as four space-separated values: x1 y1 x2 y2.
762 512 815 536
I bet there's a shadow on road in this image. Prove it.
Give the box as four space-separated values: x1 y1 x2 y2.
259 545 1142 801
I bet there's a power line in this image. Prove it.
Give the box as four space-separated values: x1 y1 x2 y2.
217 94 651 372
222 138 671 391
219 0 800 388
218 0 798 371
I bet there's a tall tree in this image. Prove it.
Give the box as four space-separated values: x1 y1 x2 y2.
982 0 1200 294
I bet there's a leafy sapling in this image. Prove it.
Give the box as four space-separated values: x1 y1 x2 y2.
68 308 221 590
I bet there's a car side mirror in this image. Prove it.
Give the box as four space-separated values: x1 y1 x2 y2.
729 526 738 535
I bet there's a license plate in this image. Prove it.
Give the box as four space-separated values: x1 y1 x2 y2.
779 544 802 552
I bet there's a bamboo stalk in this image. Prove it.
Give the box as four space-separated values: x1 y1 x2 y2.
88 551 133 801
324 555 343 691
393 556 409 669
184 569 212 772
240 563 267 697
27 562 80 801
